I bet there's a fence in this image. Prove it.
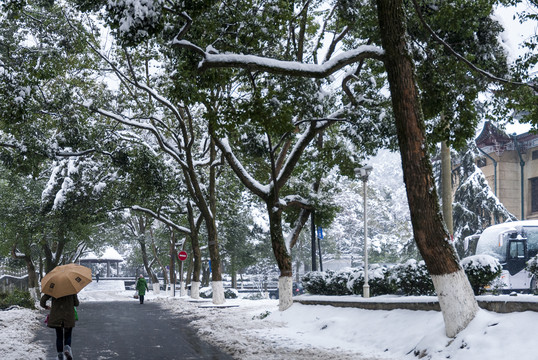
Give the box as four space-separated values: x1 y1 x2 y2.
0 275 29 292
0 258 26 277
0 258 29 292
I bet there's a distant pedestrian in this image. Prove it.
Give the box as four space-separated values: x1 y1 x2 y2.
40 293 79 360
135 274 149 304
96 272 100 283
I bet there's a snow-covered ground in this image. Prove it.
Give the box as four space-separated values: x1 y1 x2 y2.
2 280 538 360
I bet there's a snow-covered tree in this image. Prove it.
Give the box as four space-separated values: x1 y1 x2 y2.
452 142 516 257
325 153 413 265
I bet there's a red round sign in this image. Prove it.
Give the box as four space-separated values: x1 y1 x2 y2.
178 251 188 261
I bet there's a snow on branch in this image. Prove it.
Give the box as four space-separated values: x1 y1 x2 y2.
280 195 312 210
172 41 384 78
131 205 191 234
90 106 188 168
215 137 270 198
200 46 383 78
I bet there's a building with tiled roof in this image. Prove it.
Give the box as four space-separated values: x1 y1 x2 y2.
476 121 538 220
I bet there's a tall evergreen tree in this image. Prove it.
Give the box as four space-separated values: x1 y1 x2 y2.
452 142 516 257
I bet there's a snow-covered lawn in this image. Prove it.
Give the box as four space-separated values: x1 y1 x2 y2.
2 280 537 360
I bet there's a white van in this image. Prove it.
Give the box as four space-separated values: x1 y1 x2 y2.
470 220 538 293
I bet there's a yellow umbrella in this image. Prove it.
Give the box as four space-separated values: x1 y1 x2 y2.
41 263 92 298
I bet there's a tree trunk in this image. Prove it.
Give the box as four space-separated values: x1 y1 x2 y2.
12 248 39 299
441 140 454 236
148 227 163 294
267 203 293 311
231 271 237 289
206 220 224 303
169 231 177 294
207 138 224 304
202 263 210 286
187 203 202 299
136 216 159 291
376 0 478 337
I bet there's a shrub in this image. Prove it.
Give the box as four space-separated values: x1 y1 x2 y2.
461 255 503 295
526 255 538 280
199 287 238 299
225 288 239 299
326 269 352 295
303 261 440 297
302 271 330 295
527 255 538 294
304 266 397 297
0 289 35 310
390 259 435 296
243 292 265 300
347 268 364 295
369 265 398 296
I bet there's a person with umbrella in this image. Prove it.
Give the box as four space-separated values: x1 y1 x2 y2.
40 264 92 360
135 274 149 304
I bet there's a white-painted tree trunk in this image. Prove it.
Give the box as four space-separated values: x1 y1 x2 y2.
152 282 160 294
278 276 293 311
180 282 186 297
190 281 200 299
432 270 479 338
29 287 39 301
211 281 225 305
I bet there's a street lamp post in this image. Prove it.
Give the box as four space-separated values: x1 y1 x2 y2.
355 165 373 298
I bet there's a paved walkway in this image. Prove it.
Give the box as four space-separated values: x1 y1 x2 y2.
35 301 234 360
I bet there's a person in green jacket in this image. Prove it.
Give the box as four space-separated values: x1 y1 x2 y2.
135 274 149 304
40 293 79 360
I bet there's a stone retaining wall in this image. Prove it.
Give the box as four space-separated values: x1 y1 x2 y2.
295 297 538 313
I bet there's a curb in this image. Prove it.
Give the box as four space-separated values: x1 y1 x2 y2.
294 297 538 313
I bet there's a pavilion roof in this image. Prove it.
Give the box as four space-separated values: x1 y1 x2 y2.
81 247 123 261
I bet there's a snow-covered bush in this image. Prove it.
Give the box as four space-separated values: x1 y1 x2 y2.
199 286 238 299
347 266 396 296
526 255 538 277
369 265 397 296
303 267 396 297
461 255 502 295
347 268 364 295
390 259 435 296
526 255 538 294
327 269 353 295
302 271 330 295
199 286 212 298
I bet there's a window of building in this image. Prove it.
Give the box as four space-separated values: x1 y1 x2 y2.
533 150 538 160
532 178 538 213
477 158 487 167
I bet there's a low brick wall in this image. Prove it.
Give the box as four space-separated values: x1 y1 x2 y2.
294 296 538 313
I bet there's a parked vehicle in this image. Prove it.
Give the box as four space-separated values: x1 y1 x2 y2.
469 220 538 293
268 282 304 299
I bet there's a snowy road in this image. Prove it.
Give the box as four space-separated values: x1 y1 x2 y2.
35 301 234 359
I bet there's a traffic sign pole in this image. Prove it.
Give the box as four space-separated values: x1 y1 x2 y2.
177 251 188 297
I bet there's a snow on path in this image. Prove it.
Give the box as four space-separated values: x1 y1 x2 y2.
2 281 538 360
158 297 388 360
